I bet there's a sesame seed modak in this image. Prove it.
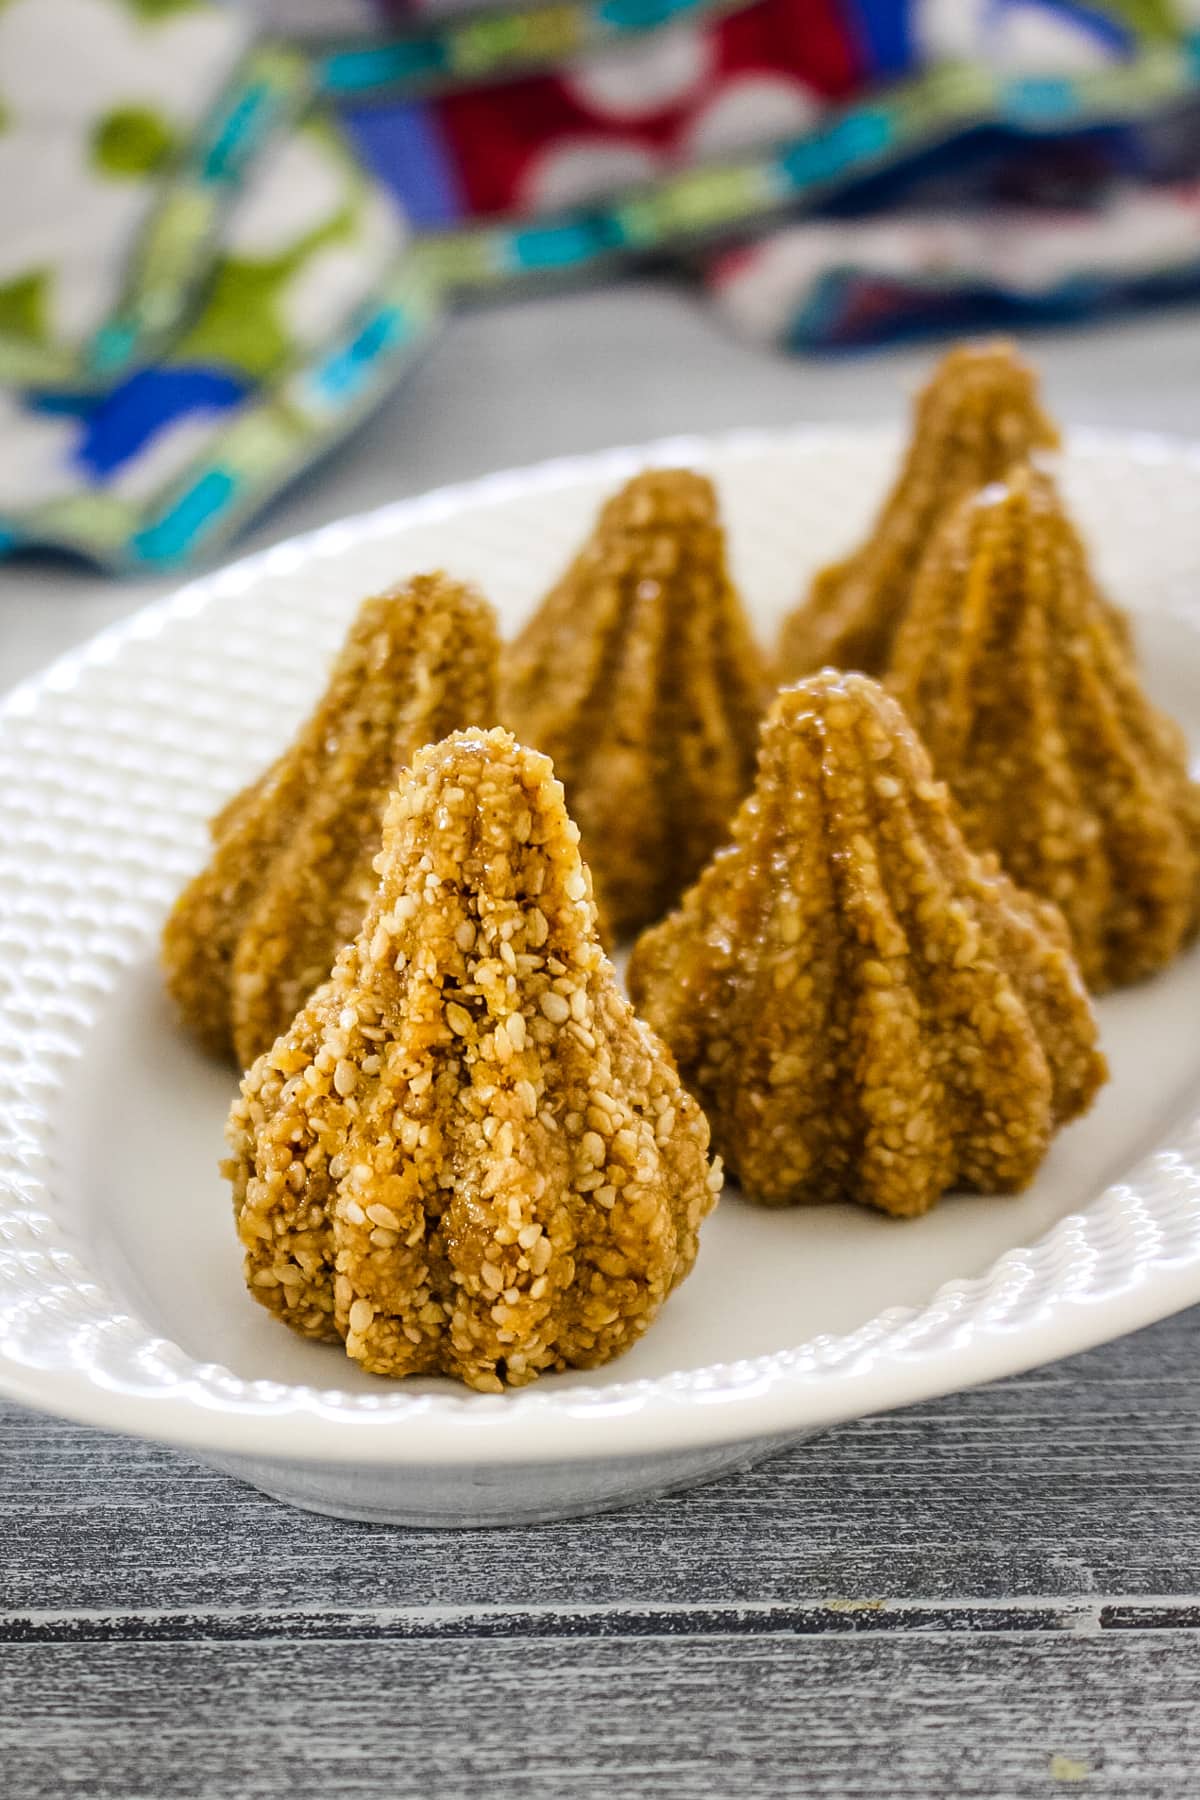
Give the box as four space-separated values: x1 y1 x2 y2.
888 465 1200 990
225 728 719 1391
501 469 766 940
162 574 499 1069
777 341 1059 682
628 673 1106 1217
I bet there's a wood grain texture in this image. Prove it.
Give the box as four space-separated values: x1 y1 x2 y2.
4 1632 1200 1800
2 1307 1199 1798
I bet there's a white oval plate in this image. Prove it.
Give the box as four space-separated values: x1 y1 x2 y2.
3 426 1200 1527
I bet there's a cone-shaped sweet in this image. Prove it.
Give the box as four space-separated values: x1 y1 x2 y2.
226 728 720 1390
628 673 1106 1217
500 469 766 939
162 574 499 1069
888 466 1200 990
777 341 1060 681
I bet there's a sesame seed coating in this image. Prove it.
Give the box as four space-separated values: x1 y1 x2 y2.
628 673 1107 1217
225 727 718 1391
501 469 766 940
162 574 499 1069
777 342 1059 682
888 465 1200 991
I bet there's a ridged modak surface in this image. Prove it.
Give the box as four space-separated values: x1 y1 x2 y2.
226 728 720 1391
501 469 766 939
777 341 1059 681
628 673 1107 1217
888 466 1200 990
163 574 498 1069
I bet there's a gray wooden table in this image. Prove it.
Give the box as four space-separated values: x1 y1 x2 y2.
2 288 1199 1798
3 1307 1198 1798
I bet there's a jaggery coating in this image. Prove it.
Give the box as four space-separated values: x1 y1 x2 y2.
225 727 720 1391
162 574 499 1068
888 466 1200 990
777 341 1059 681
628 672 1107 1217
500 469 766 939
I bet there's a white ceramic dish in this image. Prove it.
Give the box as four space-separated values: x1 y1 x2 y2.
3 426 1200 1527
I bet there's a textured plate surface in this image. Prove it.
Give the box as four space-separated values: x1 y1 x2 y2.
3 427 1200 1504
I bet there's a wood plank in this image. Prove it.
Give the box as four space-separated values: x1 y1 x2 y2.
2 1630 1198 1800
2 1308 1198 1616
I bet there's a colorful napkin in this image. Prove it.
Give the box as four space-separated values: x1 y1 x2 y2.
0 0 433 569
2 0 1198 571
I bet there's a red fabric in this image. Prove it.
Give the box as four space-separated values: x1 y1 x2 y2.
439 0 863 218
719 0 858 88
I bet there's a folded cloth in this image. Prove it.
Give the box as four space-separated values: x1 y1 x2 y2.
0 0 253 388
2 0 1198 571
0 0 435 569
709 181 1200 347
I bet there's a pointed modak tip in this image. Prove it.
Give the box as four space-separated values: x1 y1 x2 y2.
366 722 641 1015
909 340 1061 463
383 726 566 836
920 338 1060 436
377 724 581 861
596 467 720 535
945 460 1135 656
774 665 890 710
350 570 498 649
385 567 492 607
776 340 1061 686
375 725 599 929
759 667 957 814
765 666 918 747
404 723 552 784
